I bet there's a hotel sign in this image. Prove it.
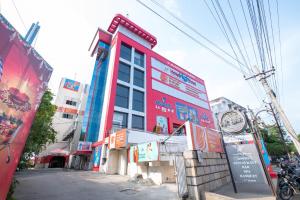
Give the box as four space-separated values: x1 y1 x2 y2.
220 110 246 133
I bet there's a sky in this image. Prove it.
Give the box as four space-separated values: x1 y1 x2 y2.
1 0 300 132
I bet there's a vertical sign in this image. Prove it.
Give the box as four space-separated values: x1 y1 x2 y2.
0 14 53 199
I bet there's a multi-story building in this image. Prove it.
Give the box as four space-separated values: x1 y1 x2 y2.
81 14 216 182
36 78 89 168
210 97 246 130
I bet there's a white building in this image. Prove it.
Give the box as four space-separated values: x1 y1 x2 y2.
210 97 246 130
36 78 89 168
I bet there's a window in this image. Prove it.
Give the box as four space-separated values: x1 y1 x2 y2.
115 84 129 108
113 112 128 128
132 115 144 130
62 113 73 119
120 42 131 61
66 100 77 106
133 68 144 88
134 50 144 67
132 90 144 112
118 62 130 83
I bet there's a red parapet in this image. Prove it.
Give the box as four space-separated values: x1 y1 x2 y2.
107 14 157 48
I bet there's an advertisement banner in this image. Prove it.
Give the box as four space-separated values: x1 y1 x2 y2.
63 78 80 92
77 141 92 151
0 14 53 199
129 145 139 163
185 121 223 153
137 141 159 162
93 146 102 168
109 132 116 149
176 102 199 124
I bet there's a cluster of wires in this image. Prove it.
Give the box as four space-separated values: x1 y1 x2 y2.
136 0 284 106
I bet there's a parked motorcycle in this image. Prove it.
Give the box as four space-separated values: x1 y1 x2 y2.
278 159 300 200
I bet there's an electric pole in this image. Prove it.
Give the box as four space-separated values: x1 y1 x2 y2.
246 65 300 154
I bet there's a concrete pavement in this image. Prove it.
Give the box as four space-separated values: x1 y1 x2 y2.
14 169 178 200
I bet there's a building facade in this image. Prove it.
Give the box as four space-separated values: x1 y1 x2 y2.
36 78 89 168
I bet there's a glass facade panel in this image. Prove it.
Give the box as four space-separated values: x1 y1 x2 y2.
113 111 128 128
132 115 144 130
132 89 144 112
118 62 130 83
120 42 131 61
115 84 129 108
133 68 144 88
134 50 144 67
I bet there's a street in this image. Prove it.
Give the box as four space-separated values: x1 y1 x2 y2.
14 169 178 200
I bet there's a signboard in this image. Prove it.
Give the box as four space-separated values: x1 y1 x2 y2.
129 145 139 163
63 78 80 92
137 141 159 162
223 134 270 193
220 110 246 133
185 121 223 153
176 102 199 124
156 116 169 135
115 129 127 149
0 14 53 200
93 146 102 168
77 141 92 151
109 132 116 149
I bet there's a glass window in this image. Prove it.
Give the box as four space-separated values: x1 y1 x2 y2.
66 100 77 106
118 62 130 83
113 111 128 128
134 50 144 67
132 115 144 130
62 113 73 119
133 68 144 88
132 90 144 112
115 84 129 108
120 42 131 61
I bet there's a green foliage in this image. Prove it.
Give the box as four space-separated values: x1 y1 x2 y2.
260 125 295 157
6 177 18 200
18 90 57 169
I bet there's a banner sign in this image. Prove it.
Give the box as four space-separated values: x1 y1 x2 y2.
0 14 53 199
93 146 102 168
185 121 223 153
63 78 80 92
77 141 92 151
223 134 270 193
129 142 159 163
176 102 199 124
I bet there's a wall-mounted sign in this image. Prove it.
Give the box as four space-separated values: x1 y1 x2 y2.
115 129 127 149
138 141 159 162
155 97 174 113
185 121 223 153
63 78 80 92
219 110 246 133
176 102 199 124
156 116 169 135
200 113 211 124
77 141 92 151
93 146 101 168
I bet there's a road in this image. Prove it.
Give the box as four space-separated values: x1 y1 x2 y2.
14 169 178 200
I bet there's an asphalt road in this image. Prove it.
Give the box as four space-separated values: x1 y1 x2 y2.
14 169 178 200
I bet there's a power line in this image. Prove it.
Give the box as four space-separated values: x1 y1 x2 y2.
136 0 247 74
11 0 27 31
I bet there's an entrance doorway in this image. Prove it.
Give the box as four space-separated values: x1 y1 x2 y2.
49 156 66 168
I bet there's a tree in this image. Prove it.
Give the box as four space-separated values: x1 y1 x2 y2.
260 125 295 157
18 90 57 169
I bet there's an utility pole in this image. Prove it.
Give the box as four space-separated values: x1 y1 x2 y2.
246 65 300 154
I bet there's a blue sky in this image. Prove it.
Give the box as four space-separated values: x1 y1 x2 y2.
1 0 300 132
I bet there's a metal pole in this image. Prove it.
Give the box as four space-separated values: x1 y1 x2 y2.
253 65 300 154
268 103 290 157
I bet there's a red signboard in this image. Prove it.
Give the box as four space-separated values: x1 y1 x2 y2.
0 14 52 199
